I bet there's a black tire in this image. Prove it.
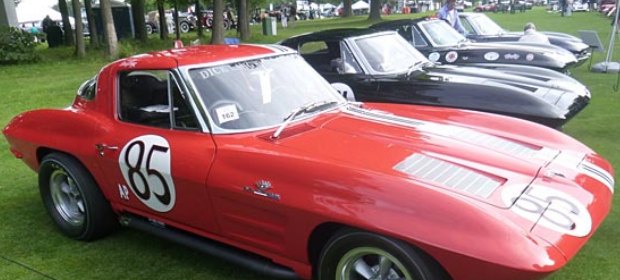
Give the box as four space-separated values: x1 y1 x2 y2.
39 153 118 241
317 230 448 280
179 21 190 33
146 24 153 35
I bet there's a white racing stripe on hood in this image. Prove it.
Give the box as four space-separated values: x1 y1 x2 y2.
345 105 557 162
549 151 615 193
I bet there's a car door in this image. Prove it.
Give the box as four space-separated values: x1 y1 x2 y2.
97 69 220 233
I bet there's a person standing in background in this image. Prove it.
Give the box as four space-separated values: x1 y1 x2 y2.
436 0 466 35
519 22 551 45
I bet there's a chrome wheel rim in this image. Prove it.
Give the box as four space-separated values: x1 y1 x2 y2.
49 167 85 226
336 247 413 280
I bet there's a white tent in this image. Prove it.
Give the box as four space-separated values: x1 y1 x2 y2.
351 0 370 10
15 0 74 26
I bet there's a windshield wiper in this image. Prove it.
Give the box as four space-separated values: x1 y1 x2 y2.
406 60 427 77
272 100 339 139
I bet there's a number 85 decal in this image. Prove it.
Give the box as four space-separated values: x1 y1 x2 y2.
502 184 592 237
119 135 176 212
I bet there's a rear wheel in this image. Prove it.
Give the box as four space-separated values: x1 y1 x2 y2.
39 153 118 241
317 230 447 280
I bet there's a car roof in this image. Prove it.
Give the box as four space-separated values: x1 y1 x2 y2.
111 44 292 69
285 28 385 42
370 18 429 29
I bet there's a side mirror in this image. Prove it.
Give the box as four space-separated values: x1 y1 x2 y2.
331 82 356 101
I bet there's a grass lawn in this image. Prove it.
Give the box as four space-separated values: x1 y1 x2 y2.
1 7 618 279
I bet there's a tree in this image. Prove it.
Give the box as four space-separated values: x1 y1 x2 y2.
71 0 85 57
195 0 204 38
58 0 74 46
239 0 250 41
131 0 148 42
101 0 118 59
157 0 168 39
343 0 352 17
368 0 382 21
211 0 225 44
84 0 99 47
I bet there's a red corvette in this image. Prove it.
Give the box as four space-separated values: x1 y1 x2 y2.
3 45 614 280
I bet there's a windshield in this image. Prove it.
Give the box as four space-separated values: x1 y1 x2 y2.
419 20 466 47
188 54 344 131
469 15 505 35
354 33 430 74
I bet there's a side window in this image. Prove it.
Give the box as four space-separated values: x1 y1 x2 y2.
118 70 199 130
338 41 362 74
412 28 428 47
77 76 97 100
170 75 199 130
460 18 474 35
397 26 413 42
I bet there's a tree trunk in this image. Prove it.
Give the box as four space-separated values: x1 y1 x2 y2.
239 0 249 41
131 0 147 42
101 0 118 60
157 0 168 40
58 0 74 46
195 0 203 38
173 0 180 40
211 0 224 44
368 0 382 21
71 0 85 57
343 0 353 17
84 0 99 47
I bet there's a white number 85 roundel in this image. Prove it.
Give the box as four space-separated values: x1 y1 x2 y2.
119 135 176 212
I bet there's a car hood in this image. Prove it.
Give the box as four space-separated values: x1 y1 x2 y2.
425 64 590 105
271 105 613 211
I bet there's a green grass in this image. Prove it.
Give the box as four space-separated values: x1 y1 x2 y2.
1 7 619 279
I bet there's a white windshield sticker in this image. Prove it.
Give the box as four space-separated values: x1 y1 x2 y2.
252 69 273 104
215 104 239 124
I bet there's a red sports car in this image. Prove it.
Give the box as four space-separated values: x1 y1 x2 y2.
3 45 614 280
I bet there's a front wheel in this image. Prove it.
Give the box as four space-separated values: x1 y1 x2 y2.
317 230 448 280
179 21 190 33
39 153 118 241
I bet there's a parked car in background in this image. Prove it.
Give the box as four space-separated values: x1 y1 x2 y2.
280 29 590 128
145 10 194 34
371 18 581 72
459 12 591 61
199 9 236 29
3 44 614 280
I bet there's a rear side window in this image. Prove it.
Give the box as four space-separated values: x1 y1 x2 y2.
77 77 97 100
299 41 329 54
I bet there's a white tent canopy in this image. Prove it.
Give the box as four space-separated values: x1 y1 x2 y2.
351 0 370 10
15 0 74 26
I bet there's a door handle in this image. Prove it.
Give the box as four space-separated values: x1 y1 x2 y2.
95 143 119 156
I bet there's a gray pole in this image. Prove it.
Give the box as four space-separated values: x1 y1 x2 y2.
0 0 18 27
591 6 620 73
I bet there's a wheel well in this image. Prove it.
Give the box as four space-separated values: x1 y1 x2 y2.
307 222 345 266
307 223 452 279
36 147 84 171
37 147 57 164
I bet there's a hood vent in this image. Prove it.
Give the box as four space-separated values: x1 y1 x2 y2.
394 153 502 198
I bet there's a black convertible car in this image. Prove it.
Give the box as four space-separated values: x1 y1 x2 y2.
459 12 591 61
280 29 590 128
370 18 581 72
